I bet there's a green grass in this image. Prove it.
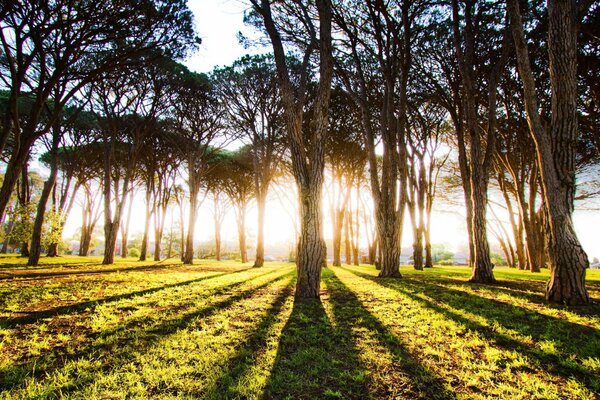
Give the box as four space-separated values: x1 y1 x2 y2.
0 256 599 399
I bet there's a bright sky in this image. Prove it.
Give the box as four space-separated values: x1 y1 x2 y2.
60 0 599 261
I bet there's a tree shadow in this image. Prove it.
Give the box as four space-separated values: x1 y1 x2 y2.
342 267 600 393
1 269 292 392
262 294 370 399
201 278 295 399
325 269 456 399
1 268 252 328
0 261 235 281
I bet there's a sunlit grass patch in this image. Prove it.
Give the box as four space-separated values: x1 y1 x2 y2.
0 259 598 399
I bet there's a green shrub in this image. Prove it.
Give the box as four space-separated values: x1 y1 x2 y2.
438 259 454 266
128 247 140 258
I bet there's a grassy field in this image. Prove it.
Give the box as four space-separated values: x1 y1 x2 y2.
0 256 599 399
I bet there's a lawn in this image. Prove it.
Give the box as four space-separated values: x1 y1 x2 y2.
0 256 599 399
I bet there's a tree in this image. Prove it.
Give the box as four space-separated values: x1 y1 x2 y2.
220 147 256 263
335 0 421 278
250 0 334 298
507 0 592 304
0 0 199 222
213 54 285 267
170 70 225 265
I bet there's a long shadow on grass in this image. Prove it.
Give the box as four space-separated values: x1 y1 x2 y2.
326 269 456 399
342 267 600 393
262 291 370 399
0 262 191 281
1 268 292 392
201 278 295 399
1 267 252 328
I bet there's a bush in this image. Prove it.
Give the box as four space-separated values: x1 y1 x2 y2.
438 259 454 266
128 247 140 258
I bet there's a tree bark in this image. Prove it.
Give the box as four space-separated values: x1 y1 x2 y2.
507 0 589 303
28 127 60 266
183 185 198 265
139 186 152 261
253 190 267 267
237 205 247 263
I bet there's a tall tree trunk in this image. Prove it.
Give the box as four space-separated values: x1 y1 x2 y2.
295 181 326 298
183 187 198 265
332 209 343 267
28 128 60 266
253 190 267 267
0 138 33 221
237 205 247 263
508 0 589 303
139 187 152 261
120 192 134 258
344 207 351 265
469 180 495 282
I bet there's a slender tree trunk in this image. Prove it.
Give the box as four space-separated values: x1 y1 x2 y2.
332 209 343 266
139 187 152 261
183 183 198 265
254 190 267 267
0 138 33 221
121 193 134 258
237 205 247 263
344 208 351 265
153 206 167 262
28 134 60 266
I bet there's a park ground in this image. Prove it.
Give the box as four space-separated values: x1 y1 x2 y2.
0 256 599 399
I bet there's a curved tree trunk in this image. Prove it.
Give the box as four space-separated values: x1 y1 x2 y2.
28 150 59 266
508 0 589 303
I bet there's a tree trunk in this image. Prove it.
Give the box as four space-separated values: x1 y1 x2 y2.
469 182 495 282
183 188 197 264
28 140 59 266
295 182 326 298
103 222 119 264
253 191 267 267
20 241 29 257
332 209 343 266
508 0 589 303
139 188 152 261
47 243 58 257
237 205 247 263
0 138 33 222
344 208 352 265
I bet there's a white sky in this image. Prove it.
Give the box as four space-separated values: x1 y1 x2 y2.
58 0 599 261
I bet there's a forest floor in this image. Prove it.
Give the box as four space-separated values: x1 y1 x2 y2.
0 255 599 399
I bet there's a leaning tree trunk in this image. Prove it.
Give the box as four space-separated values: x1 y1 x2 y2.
508 0 589 304
543 0 589 304
28 142 59 266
